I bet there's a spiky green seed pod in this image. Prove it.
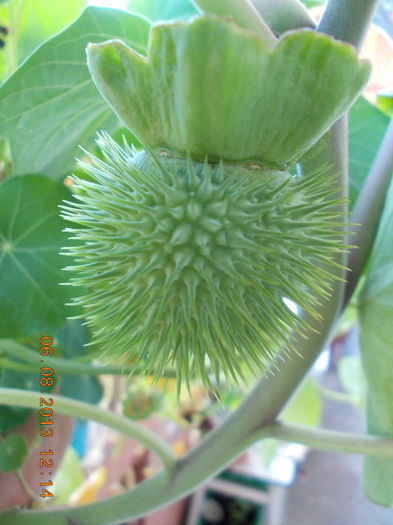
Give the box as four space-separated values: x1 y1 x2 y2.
62 134 345 389
62 13 369 391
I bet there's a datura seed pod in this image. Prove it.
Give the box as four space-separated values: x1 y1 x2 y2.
62 15 370 391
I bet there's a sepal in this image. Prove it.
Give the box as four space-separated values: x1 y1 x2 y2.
87 15 370 167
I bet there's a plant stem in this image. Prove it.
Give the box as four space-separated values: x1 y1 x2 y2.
256 421 393 458
317 0 380 50
0 357 33 372
0 388 176 472
0 340 178 377
315 382 354 404
345 115 393 305
3 389 393 525
16 470 41 503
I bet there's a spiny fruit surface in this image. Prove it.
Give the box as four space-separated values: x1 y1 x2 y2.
62 133 344 390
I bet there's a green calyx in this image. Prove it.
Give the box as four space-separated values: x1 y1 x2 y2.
86 14 370 168
62 134 345 392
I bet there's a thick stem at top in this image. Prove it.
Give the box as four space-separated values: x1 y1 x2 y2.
317 0 380 50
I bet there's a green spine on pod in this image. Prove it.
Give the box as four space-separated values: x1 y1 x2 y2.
62 14 369 391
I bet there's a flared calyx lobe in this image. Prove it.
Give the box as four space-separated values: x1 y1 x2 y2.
87 15 370 167
62 134 345 390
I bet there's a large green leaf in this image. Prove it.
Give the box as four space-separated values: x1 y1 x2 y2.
301 96 389 209
128 0 198 21
377 89 393 116
60 375 103 405
56 318 103 405
0 367 39 431
0 0 85 82
359 176 393 506
56 319 89 360
348 97 389 206
0 175 75 337
0 434 28 472
0 7 150 178
348 97 389 203
337 355 366 411
281 379 322 427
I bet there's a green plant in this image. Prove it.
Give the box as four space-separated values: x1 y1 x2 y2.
0 0 393 523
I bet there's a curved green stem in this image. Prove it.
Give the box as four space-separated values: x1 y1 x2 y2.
256 421 393 458
315 382 355 404
0 339 177 377
0 388 176 472
16 470 41 504
345 115 393 305
0 357 33 372
3 391 393 525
